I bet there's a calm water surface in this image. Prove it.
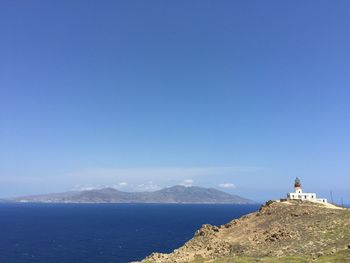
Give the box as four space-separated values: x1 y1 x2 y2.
0 203 260 263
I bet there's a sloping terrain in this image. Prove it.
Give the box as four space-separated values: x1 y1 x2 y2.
140 200 350 262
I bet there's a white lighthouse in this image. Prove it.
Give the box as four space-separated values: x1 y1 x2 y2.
287 177 327 203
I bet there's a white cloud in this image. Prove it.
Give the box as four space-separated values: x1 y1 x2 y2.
181 179 194 187
15 166 261 194
111 182 129 190
136 181 161 192
218 183 236 189
79 186 99 191
72 184 105 191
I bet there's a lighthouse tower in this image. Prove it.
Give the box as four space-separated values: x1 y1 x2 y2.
294 177 302 194
287 177 327 203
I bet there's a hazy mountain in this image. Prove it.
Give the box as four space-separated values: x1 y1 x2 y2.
8 186 255 204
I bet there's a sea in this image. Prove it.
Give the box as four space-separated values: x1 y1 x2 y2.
0 203 260 263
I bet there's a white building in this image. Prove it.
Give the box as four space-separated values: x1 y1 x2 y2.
287 177 327 203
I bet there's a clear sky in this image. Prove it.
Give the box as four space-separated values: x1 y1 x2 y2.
1 1 349 202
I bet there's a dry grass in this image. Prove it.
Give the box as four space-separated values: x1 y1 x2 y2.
190 248 350 262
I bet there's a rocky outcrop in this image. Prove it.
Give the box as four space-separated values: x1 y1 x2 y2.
139 200 350 262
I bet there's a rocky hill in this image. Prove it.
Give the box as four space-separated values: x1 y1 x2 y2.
8 185 254 204
139 200 350 262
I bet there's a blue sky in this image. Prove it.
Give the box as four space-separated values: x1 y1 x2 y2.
1 1 350 202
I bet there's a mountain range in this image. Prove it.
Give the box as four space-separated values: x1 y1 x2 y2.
6 185 255 204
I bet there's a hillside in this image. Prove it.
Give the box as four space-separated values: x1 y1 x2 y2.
8 185 254 204
139 200 350 262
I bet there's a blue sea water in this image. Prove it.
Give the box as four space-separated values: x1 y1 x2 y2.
0 203 260 263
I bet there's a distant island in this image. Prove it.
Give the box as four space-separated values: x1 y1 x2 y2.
4 185 255 204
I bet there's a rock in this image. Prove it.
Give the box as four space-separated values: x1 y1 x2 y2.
259 200 275 212
317 251 324 257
